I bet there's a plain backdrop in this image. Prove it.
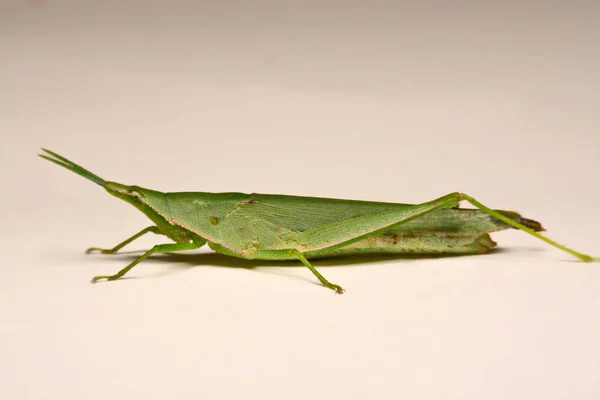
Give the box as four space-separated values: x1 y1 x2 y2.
1 1 599 399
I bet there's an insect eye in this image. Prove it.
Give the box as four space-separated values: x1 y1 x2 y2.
130 190 144 200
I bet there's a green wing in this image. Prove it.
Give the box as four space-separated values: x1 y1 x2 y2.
226 194 514 235
228 194 400 232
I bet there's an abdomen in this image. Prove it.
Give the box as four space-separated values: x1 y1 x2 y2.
306 232 497 258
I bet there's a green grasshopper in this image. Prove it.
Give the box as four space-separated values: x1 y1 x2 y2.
40 148 598 293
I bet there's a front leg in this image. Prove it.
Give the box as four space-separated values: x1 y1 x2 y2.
91 240 202 283
86 226 162 254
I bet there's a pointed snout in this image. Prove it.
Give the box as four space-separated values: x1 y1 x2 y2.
105 182 131 195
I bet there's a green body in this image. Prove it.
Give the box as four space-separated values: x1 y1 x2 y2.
39 149 597 293
125 188 532 258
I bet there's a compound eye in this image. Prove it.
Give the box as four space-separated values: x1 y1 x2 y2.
130 190 144 200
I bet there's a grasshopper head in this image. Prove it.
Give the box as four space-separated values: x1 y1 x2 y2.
105 182 149 207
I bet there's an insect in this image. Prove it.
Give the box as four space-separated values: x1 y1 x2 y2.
40 148 597 293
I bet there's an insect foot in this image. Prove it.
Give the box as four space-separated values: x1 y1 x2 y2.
90 275 118 283
327 284 345 294
580 254 599 262
86 247 114 254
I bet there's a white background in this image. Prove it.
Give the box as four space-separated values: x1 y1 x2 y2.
1 1 599 399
